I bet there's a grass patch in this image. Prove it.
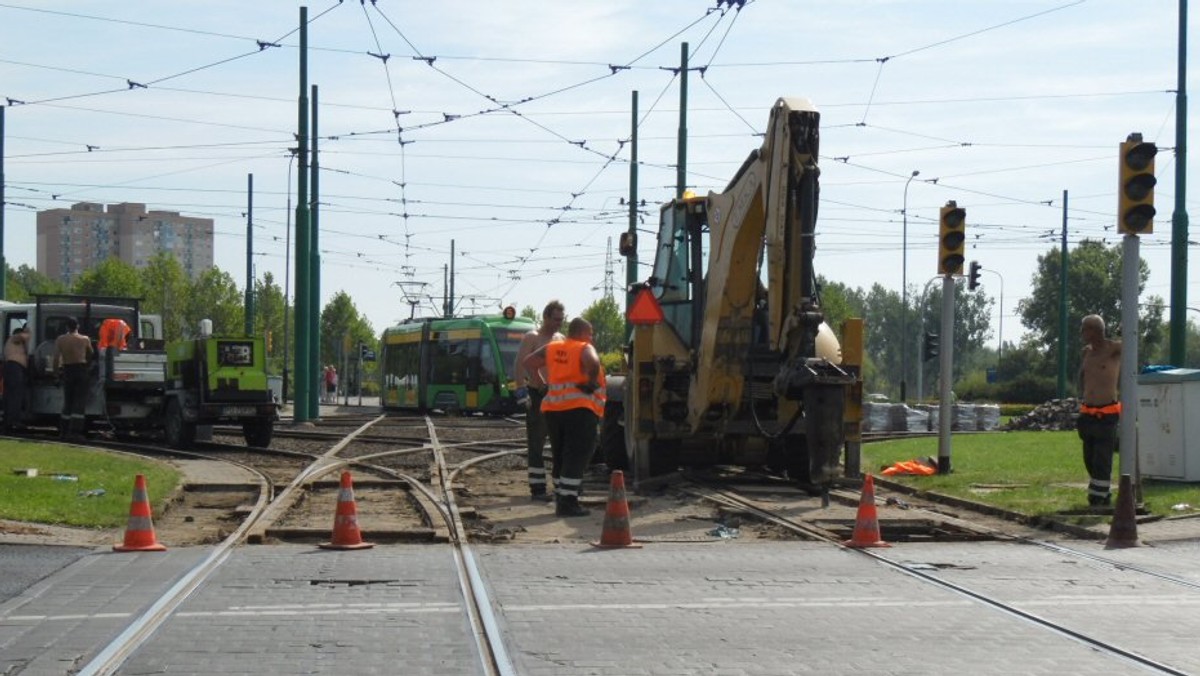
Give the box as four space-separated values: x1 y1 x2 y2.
864 431 1200 519
0 440 181 528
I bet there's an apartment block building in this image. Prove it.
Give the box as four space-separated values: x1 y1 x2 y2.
36 202 215 286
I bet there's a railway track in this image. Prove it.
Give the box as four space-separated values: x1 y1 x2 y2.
71 412 525 676
684 474 1195 676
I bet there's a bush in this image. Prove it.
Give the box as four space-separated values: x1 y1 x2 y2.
999 403 1036 417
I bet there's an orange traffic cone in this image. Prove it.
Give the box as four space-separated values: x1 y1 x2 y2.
319 471 374 550
843 474 890 548
1105 474 1140 549
113 474 167 552
592 470 642 549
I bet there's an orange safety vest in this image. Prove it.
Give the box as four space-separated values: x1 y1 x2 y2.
541 339 606 417
881 460 937 476
98 318 131 350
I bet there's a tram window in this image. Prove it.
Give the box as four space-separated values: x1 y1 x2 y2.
431 338 471 384
385 342 419 389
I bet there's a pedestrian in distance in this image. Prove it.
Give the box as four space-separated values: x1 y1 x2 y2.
512 300 565 502
526 316 606 517
1077 314 1121 507
53 318 94 442
2 326 30 433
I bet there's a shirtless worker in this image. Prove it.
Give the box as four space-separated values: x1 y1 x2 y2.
1077 314 1121 507
512 300 565 501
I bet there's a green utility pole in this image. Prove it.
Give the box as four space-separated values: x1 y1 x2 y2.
1057 190 1069 398
0 105 6 301
626 89 639 341
245 173 254 336
676 42 688 199
1170 0 1190 365
310 84 321 419
293 6 311 423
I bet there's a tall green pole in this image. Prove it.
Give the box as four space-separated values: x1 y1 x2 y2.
0 105 6 301
1170 0 1190 365
1057 190 1069 398
626 90 639 340
676 43 688 199
293 6 311 423
309 84 321 419
245 173 254 336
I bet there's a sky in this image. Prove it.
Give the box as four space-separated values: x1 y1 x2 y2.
0 0 1193 351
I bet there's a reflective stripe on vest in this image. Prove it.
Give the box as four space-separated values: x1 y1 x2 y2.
541 339 606 417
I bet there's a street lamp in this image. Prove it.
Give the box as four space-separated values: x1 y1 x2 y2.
982 267 1005 370
900 169 920 402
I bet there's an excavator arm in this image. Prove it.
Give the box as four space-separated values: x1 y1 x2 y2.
622 97 857 487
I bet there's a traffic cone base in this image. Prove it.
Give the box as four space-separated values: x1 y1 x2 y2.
319 470 374 550
843 474 890 548
114 474 167 552
1105 474 1139 549
592 470 642 549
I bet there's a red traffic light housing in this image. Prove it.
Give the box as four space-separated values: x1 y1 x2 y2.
1118 133 1157 235
938 201 966 276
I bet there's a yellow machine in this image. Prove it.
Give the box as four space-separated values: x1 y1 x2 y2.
612 97 862 489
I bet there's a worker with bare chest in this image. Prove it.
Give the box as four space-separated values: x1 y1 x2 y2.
1077 314 1121 506
513 300 565 501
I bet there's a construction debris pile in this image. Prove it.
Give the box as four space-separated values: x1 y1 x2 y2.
1002 398 1079 431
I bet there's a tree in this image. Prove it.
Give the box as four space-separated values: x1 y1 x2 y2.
139 254 191 341
254 272 290 373
320 291 377 393
581 295 624 354
72 258 142 298
1017 239 1165 389
185 268 244 337
6 264 65 301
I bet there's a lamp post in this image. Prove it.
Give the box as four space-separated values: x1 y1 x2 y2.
982 267 1005 369
900 169 920 402
282 149 297 403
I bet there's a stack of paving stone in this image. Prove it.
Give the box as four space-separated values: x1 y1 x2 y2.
1002 398 1079 431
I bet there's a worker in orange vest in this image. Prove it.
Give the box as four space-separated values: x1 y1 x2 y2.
525 317 606 517
98 317 132 382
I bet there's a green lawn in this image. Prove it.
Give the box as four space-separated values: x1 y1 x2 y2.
0 440 181 528
864 431 1200 519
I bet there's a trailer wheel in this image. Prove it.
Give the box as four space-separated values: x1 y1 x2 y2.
165 399 196 449
243 419 273 448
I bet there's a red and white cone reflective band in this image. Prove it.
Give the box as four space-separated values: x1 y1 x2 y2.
319 470 374 550
114 474 167 552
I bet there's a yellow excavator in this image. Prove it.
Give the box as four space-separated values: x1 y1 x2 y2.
605 97 863 490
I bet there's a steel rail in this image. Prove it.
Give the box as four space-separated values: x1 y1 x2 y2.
688 478 1191 676
425 416 516 676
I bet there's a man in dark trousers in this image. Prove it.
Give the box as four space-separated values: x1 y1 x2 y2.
3 326 30 433
53 318 94 441
1077 314 1121 507
526 317 605 517
512 300 565 501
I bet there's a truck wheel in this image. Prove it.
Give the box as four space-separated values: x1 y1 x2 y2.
243 419 273 448
165 399 196 449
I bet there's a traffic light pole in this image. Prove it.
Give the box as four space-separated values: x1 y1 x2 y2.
937 274 955 474
1120 235 1140 479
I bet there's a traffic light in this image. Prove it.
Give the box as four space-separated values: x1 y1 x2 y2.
1118 133 1157 235
968 261 982 291
923 332 939 362
938 200 966 276
265 330 272 353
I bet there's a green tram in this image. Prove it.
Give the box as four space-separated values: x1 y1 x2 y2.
380 312 535 415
